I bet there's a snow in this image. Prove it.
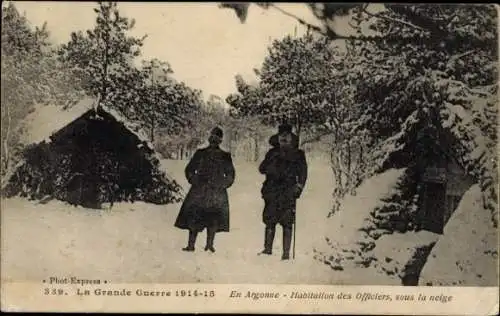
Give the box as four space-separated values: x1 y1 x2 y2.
102 104 155 150
419 184 499 286
440 79 498 227
2 158 496 286
1 157 381 285
18 98 179 186
366 109 421 175
371 231 439 282
22 97 154 151
313 168 408 282
22 99 93 145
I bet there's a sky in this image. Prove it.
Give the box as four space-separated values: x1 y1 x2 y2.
11 1 336 102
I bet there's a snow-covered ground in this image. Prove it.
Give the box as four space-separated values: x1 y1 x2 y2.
313 168 447 285
2 158 497 286
1 157 375 285
314 169 410 284
372 231 439 284
419 184 499 286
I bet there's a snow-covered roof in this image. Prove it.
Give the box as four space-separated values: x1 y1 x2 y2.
11 97 179 186
97 103 156 152
22 98 94 145
25 97 155 152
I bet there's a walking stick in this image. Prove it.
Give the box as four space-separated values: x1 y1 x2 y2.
292 208 296 259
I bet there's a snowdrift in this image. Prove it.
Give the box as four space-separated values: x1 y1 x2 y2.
419 184 498 286
314 168 440 285
372 230 438 285
313 170 403 275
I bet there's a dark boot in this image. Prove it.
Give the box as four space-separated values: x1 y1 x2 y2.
282 226 293 260
259 225 275 255
204 226 216 253
182 230 197 251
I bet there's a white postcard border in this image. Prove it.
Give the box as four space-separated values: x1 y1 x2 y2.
1 281 498 314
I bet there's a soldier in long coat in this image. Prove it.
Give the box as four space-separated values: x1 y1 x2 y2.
174 127 235 253
258 124 307 260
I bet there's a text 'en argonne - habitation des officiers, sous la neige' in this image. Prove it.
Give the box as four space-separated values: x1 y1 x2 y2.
229 290 453 303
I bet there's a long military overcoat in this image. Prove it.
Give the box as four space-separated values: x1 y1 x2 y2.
259 134 307 227
174 146 235 232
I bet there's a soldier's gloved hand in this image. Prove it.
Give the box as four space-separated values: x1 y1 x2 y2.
293 183 304 199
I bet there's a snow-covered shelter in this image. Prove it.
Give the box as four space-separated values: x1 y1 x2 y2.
416 132 475 235
377 122 477 235
419 162 474 234
2 101 184 209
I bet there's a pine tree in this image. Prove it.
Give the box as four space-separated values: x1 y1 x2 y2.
228 34 339 143
1 3 80 179
223 3 498 227
58 1 145 111
348 5 498 226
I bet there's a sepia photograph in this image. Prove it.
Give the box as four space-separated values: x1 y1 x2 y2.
1 1 498 314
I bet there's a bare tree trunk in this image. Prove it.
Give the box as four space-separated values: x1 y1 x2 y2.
295 112 302 147
2 103 12 180
150 65 158 144
97 5 110 111
330 146 342 217
346 138 352 188
356 141 364 186
253 134 260 162
150 119 155 143
230 129 235 154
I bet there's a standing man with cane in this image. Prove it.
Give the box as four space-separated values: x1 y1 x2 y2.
258 124 307 260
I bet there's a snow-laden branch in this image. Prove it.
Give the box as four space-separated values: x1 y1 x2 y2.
268 4 376 41
449 50 477 61
367 109 420 174
362 7 426 32
301 129 334 146
436 76 494 99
